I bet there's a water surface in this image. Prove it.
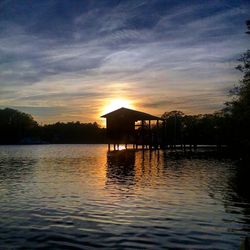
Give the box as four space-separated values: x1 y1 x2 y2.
0 145 249 249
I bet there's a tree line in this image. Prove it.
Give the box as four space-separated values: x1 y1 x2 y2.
0 106 241 154
0 108 106 144
161 110 229 149
161 20 250 160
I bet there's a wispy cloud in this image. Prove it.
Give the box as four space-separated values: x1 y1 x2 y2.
0 0 249 123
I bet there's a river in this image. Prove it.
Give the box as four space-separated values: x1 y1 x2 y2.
0 145 249 249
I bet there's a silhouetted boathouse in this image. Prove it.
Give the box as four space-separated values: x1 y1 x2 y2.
101 107 165 150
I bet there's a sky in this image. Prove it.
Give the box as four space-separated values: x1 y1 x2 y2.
0 0 249 124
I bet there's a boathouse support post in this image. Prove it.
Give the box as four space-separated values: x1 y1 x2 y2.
149 120 152 150
141 119 144 150
162 120 166 149
156 119 159 149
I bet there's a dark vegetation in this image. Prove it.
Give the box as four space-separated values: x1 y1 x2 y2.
225 20 250 160
0 108 38 144
0 107 229 146
42 122 106 144
0 21 249 160
0 108 106 144
161 110 229 149
162 20 250 160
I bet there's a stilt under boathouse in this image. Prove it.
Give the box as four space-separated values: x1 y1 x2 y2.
101 107 166 151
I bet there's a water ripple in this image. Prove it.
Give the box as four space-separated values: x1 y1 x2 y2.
0 145 249 249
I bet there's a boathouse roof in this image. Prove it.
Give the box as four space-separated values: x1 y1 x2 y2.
101 107 163 121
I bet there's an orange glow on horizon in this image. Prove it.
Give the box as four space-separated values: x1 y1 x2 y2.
102 98 135 115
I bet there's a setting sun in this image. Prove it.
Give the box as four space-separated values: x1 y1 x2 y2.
102 99 135 115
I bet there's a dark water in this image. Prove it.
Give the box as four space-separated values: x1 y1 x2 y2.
0 145 249 249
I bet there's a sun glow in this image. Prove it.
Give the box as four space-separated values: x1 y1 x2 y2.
102 98 135 115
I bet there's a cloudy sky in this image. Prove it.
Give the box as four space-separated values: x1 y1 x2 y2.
0 0 249 124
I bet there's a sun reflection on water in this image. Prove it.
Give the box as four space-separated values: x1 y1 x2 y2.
0 145 248 249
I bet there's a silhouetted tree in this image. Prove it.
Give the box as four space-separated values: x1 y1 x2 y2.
41 121 106 144
161 111 229 148
0 108 38 144
0 108 107 144
161 111 185 147
224 20 250 159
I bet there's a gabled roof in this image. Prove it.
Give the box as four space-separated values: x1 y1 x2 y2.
101 107 162 121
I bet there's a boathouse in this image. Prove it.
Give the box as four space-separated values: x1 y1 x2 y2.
101 107 165 150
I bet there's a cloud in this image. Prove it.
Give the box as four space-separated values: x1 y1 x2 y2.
0 0 249 123
142 91 228 113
